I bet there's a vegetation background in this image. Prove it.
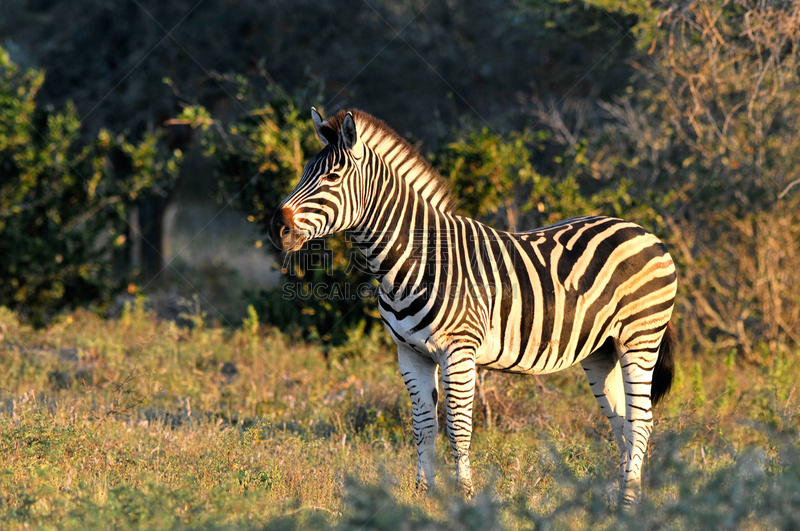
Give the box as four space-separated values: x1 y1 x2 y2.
1 0 799 528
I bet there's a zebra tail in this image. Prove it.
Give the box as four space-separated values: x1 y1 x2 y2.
651 320 677 407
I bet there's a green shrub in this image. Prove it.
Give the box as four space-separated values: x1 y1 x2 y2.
432 128 647 232
0 47 181 324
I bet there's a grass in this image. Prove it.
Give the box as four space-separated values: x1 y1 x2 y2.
0 302 799 529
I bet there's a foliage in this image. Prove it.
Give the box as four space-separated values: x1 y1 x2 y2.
510 0 640 94
433 128 540 229
185 80 322 225
643 0 800 358
0 0 638 143
0 48 181 324
3 0 797 364
650 0 800 209
432 127 646 232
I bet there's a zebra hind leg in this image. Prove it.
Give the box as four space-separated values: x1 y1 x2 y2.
398 346 440 492
580 339 627 498
618 343 659 508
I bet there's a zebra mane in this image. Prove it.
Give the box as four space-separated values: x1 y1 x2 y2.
319 109 456 213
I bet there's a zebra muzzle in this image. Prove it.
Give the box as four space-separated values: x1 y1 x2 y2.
269 207 307 252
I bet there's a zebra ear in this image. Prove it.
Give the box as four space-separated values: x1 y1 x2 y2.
311 107 329 147
341 112 358 151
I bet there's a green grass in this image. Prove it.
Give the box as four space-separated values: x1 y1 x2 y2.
0 303 799 529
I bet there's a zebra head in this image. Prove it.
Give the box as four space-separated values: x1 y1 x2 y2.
269 108 366 252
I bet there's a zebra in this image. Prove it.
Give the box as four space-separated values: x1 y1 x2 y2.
268 108 677 506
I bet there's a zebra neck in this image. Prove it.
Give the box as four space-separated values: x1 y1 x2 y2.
351 177 447 297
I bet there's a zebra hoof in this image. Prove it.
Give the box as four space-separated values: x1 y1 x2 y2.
619 491 638 512
415 479 434 495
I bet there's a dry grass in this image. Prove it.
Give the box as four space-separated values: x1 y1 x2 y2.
0 303 798 529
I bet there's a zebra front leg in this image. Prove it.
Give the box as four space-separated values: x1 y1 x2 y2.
441 351 477 496
398 346 440 492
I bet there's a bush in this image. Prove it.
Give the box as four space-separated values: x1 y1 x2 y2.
0 48 181 324
431 127 647 232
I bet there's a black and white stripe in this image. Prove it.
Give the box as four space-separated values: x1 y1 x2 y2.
269 109 678 506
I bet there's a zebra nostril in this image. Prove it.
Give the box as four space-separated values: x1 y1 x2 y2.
280 226 290 238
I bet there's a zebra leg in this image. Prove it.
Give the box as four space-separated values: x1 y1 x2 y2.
441 351 477 496
398 346 440 492
580 341 627 494
619 346 658 507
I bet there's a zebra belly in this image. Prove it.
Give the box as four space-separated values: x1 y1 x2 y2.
477 346 590 375
475 328 593 375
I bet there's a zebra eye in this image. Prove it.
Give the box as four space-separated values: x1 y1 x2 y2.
324 172 343 182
